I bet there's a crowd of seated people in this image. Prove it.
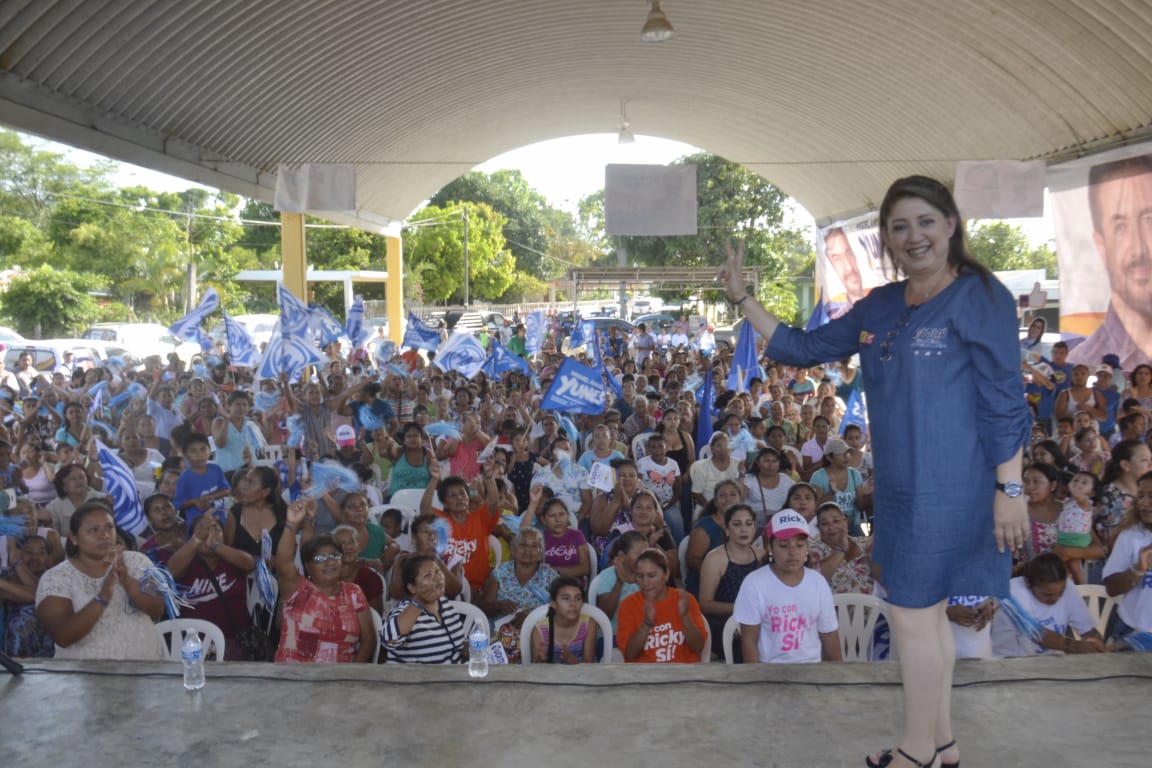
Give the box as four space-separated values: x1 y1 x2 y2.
0 315 1148 666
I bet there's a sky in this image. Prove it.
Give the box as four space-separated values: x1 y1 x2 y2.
45 132 1054 246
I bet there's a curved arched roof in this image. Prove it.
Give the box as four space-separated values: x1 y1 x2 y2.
3 0 1152 231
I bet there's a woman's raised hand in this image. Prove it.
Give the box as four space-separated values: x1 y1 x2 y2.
718 239 748 303
678 589 692 617
286 500 309 527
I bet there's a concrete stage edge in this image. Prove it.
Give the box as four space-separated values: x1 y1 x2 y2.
2 654 1148 767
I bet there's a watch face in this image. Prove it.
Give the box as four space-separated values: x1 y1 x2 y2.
1001 481 1024 498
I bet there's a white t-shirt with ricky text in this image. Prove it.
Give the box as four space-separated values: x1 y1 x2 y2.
990 576 1096 657
1102 525 1152 632
733 565 837 663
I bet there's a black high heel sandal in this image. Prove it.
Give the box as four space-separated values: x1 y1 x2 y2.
936 739 959 768
865 748 940 768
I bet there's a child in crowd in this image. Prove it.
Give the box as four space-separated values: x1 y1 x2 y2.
524 493 590 583
1068 427 1106 478
380 508 410 552
1057 471 1100 584
173 432 231 532
529 576 598 664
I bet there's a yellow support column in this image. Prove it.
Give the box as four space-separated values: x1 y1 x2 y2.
280 212 307 300
386 235 404 343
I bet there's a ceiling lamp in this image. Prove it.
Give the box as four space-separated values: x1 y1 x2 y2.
640 1 674 42
618 100 636 144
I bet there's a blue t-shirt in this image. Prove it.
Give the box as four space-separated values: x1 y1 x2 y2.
175 462 231 532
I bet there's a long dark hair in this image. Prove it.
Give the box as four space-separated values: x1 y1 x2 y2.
878 175 992 287
545 576 586 664
1102 439 1148 486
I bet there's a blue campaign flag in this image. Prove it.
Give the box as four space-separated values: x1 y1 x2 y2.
695 365 716 458
402 312 441 352
257 285 325 382
308 304 346 347
805 288 832 331
602 363 622 399
727 320 760 393
223 311 261 367
484 340 531 377
525 311 545 355
169 287 220 342
839 388 868 435
568 318 590 350
539 358 607 415
345 295 371 347
277 284 311 335
95 439 148 535
434 332 488 379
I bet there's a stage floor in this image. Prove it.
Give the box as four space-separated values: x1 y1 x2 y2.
2 654 1149 767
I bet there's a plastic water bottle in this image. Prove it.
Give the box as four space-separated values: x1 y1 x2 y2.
468 626 489 678
182 632 205 691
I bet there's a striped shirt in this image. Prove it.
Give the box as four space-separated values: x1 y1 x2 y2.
382 597 465 664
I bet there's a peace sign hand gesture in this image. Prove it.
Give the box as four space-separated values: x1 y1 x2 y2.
718 239 748 303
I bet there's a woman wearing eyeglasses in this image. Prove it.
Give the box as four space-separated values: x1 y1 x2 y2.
273 499 376 663
722 177 1032 768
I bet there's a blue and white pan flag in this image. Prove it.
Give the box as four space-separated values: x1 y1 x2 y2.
525 311 546 355
95 439 148 536
223 310 261 367
435 332 488 379
839 389 868 435
345 296 370 347
169 287 221 342
308 304 346 348
402 312 442 352
484 340 531 377
727 320 760 393
539 358 607 415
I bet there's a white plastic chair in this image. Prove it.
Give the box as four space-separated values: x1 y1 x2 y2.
833 592 889 662
489 534 503 568
677 537 690 588
448 599 490 640
389 487 426 512
518 603 615 664
369 607 384 663
698 617 712 663
722 616 741 664
586 542 599 580
631 432 650 462
156 619 227 662
1076 583 1120 638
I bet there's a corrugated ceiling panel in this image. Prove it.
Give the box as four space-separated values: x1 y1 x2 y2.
3 0 1152 221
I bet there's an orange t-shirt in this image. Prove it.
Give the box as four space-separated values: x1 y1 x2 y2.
616 588 706 663
435 505 499 590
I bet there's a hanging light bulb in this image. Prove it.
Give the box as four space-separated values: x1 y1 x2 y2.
618 100 636 144
641 1 674 42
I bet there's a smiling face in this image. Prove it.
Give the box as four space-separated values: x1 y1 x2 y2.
882 196 957 281
631 493 659 529
305 545 343 586
1023 467 1056 503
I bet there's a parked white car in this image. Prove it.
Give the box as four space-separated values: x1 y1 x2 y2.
82 323 202 364
209 313 279 351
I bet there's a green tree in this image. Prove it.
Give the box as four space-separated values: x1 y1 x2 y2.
430 169 578 283
402 202 515 303
0 130 114 228
2 265 104 337
967 221 1057 277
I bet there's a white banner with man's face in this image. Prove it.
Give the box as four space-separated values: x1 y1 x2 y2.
815 211 888 320
1048 142 1152 370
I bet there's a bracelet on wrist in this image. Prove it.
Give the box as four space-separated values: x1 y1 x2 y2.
93 595 109 607
731 294 750 307
284 523 298 532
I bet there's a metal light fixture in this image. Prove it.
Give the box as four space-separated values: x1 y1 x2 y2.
640 1 674 42
618 100 635 144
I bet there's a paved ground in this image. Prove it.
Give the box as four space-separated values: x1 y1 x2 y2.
2 654 1149 767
